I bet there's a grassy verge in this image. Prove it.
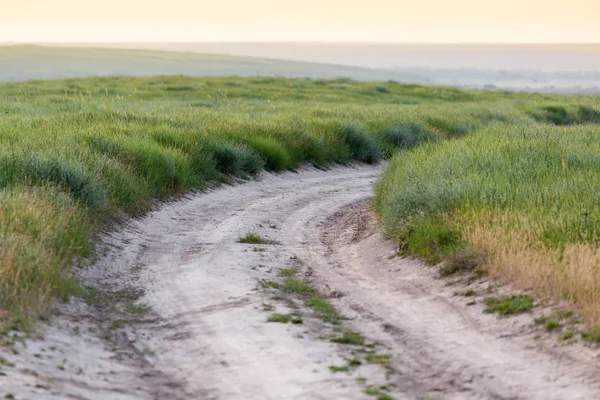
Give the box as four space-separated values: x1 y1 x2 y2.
375 121 600 326
1 74 599 328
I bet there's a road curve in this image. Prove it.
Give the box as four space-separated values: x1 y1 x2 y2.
3 165 600 400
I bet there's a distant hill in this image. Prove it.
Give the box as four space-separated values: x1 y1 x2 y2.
0 45 429 83
2 45 599 93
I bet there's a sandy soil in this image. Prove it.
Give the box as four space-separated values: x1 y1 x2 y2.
2 165 600 399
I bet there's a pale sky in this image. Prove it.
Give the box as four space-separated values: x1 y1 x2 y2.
2 0 600 43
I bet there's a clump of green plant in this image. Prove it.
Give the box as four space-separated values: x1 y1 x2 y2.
400 215 464 265
329 365 350 373
203 140 264 176
378 122 436 157
282 278 316 296
267 313 303 324
484 295 534 316
338 123 381 164
305 295 344 324
331 331 365 346
347 358 362 367
581 326 600 343
527 104 600 126
544 319 561 331
365 386 394 400
556 310 574 320
258 279 281 290
238 232 273 244
365 353 392 366
559 331 575 341
277 268 299 277
247 137 292 171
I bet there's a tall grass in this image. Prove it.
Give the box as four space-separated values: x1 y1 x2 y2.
375 123 600 324
1 75 599 327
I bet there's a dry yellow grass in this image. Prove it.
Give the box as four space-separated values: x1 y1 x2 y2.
0 185 91 325
457 209 600 325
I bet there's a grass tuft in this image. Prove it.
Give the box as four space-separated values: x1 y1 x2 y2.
282 278 317 296
581 326 600 343
238 233 276 245
559 331 575 341
484 295 534 316
277 268 299 277
331 331 365 346
305 296 344 324
267 313 303 324
365 353 392 366
339 123 381 164
247 137 292 171
544 319 561 331
401 215 464 265
329 365 350 373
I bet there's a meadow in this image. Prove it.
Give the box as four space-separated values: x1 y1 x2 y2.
0 75 599 329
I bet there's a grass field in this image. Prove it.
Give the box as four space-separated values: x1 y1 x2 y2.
0 74 599 330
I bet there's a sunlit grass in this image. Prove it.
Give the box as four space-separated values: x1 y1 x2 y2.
1 74 599 328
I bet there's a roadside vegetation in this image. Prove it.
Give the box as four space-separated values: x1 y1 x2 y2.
1 75 599 330
375 102 600 327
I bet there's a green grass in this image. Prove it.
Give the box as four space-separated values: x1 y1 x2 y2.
238 233 275 245
559 331 575 341
305 295 344 324
258 279 281 290
365 386 394 400
365 353 393 366
331 331 366 346
401 214 463 265
329 365 350 373
581 326 600 343
544 319 562 331
282 278 317 296
277 268 300 277
375 92 600 325
1 73 600 329
483 295 534 316
267 313 303 324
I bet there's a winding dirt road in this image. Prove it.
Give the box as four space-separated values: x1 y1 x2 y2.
3 165 600 400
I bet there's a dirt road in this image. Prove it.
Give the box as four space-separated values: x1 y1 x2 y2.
3 165 600 399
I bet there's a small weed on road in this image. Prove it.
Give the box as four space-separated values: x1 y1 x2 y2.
484 295 534 315
238 233 278 245
331 331 365 346
267 313 303 324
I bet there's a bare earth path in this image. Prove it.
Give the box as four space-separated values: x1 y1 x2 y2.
3 165 600 399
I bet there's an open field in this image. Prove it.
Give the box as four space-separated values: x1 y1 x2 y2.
0 74 600 331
